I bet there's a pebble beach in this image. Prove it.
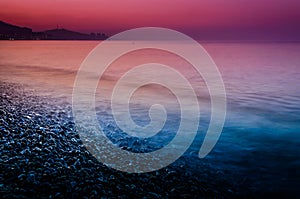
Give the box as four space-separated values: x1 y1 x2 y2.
1 81 242 198
1 41 300 198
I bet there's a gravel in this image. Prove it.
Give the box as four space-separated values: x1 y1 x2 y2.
0 81 258 198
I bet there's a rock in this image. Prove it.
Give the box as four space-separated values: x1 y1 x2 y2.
0 81 239 198
18 174 26 180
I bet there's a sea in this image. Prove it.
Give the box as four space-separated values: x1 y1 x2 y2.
0 40 300 194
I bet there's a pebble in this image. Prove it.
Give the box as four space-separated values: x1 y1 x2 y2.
1 81 238 198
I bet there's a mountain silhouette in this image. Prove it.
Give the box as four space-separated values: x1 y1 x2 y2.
0 21 108 40
0 21 32 39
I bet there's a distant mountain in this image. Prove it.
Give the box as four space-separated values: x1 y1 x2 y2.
0 21 32 39
42 28 107 40
0 21 108 40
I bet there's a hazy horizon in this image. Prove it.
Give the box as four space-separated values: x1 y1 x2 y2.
1 0 300 41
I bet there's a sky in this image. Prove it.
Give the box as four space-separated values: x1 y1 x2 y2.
1 0 300 40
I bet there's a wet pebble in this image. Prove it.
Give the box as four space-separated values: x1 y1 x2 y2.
1 81 239 198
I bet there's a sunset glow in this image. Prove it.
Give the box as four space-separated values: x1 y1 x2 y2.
1 0 300 40
1 0 300 197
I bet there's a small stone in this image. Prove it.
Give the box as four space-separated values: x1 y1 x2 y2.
18 173 26 180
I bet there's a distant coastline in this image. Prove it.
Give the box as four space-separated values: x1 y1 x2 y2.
1 20 300 42
0 20 108 40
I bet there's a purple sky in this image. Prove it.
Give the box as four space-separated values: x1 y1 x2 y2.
1 0 300 40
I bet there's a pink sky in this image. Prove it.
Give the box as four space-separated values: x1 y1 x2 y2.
1 0 300 40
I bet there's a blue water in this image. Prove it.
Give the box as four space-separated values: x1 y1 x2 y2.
1 41 300 193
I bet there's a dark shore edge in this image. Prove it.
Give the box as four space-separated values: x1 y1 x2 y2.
1 81 280 198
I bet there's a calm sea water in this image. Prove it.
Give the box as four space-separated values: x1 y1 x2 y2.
1 41 300 193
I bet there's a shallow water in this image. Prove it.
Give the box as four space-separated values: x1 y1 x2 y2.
1 41 300 193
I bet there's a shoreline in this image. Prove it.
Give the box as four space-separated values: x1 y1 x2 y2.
0 81 293 198
0 81 234 198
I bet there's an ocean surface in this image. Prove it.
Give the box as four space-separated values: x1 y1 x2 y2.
1 41 300 194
